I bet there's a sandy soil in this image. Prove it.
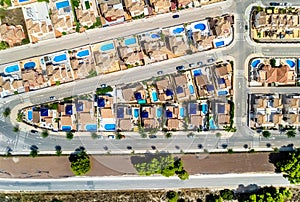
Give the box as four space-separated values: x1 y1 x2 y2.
0 152 275 179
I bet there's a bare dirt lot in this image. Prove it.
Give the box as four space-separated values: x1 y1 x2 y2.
0 152 275 179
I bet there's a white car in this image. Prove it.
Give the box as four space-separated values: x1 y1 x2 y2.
189 63 196 67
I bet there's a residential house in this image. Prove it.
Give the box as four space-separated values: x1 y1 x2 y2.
150 0 170 14
155 78 174 102
141 105 158 129
99 0 125 26
123 0 145 18
121 83 148 103
0 24 26 47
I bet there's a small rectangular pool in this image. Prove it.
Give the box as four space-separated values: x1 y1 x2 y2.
56 0 70 9
189 85 195 94
209 118 217 129
193 69 202 76
180 108 185 117
133 108 139 118
62 126 71 131
124 37 137 46
27 111 32 121
104 124 116 131
156 108 162 118
18 0 29 3
215 40 225 48
152 91 158 102
76 49 90 58
86 124 97 131
100 43 114 52
201 103 208 115
53 54 67 63
5 64 20 74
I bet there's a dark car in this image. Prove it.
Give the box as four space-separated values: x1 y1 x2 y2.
270 2 279 6
197 61 203 66
100 84 107 88
176 65 185 71
49 96 56 100
149 135 157 139
157 70 163 75
207 58 215 63
172 14 179 19
30 130 39 134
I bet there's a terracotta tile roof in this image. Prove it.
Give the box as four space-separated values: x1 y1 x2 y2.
167 118 179 129
100 108 114 118
32 111 40 123
261 64 294 84
190 115 202 127
118 119 132 130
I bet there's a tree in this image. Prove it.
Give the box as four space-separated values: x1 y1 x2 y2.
276 149 300 184
95 86 113 95
13 126 19 133
66 131 74 140
166 191 178 202
176 169 189 180
241 186 292 201
3 107 10 117
55 145 62 156
220 189 234 200
29 150 38 157
91 132 98 139
216 132 222 138
41 130 49 138
16 112 24 122
286 130 296 138
262 130 271 138
165 132 172 138
69 148 91 175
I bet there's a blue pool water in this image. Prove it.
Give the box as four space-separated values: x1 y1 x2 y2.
53 54 67 63
76 49 90 58
156 108 162 118
62 126 71 131
193 69 202 76
5 64 20 74
18 0 29 2
218 90 228 96
86 124 97 131
173 27 184 35
56 0 70 9
24 61 36 70
133 109 139 118
189 85 195 94
194 23 206 31
151 34 160 39
286 60 295 68
152 91 158 102
180 108 185 117
124 38 137 46
201 103 208 115
209 118 217 129
215 41 225 48
100 43 114 51
104 124 116 131
251 59 260 68
28 110 32 121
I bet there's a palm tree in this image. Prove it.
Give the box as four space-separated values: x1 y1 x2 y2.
3 107 10 118
13 126 19 133
66 131 74 140
41 130 49 138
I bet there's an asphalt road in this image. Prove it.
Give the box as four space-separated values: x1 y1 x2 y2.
0 174 290 191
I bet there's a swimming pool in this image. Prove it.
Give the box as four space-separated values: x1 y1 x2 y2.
18 0 29 3
5 64 20 74
62 126 71 131
76 49 90 58
56 0 70 9
24 61 36 70
209 118 217 130
151 34 160 39
173 27 184 35
180 108 185 117
189 85 195 94
53 54 67 63
100 43 114 52
286 59 295 68
194 23 206 31
251 59 260 68
86 124 97 131
152 91 158 102
156 108 162 118
201 103 208 115
27 110 32 121
104 124 116 131
193 69 202 76
124 37 137 46
133 108 139 118
218 90 228 96
215 41 225 48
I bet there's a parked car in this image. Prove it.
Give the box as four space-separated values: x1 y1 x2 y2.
284 2 292 6
108 135 115 139
197 61 203 66
30 130 39 134
49 96 56 100
176 65 185 71
157 70 163 75
207 58 215 63
270 2 279 6
100 84 107 88
172 14 179 19
189 63 196 67
149 135 157 139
